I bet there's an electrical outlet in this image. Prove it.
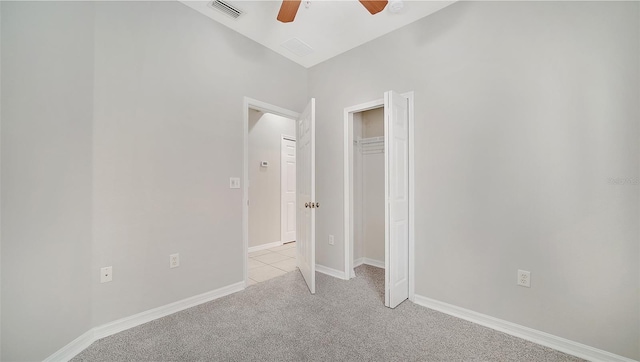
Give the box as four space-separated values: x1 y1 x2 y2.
229 177 240 189
100 266 113 283
517 269 530 288
170 253 180 268
328 235 335 245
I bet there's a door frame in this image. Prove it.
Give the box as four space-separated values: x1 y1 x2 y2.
280 134 296 244
243 97 300 287
342 92 415 302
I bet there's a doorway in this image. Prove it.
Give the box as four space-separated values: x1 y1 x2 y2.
351 107 386 271
343 91 415 308
243 99 300 287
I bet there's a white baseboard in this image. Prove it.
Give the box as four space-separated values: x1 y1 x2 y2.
364 258 384 268
413 295 637 362
248 241 282 253
316 264 348 280
44 329 95 362
354 257 384 269
45 281 245 362
93 281 244 340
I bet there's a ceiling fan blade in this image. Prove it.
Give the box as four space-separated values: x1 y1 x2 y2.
277 0 302 23
359 0 388 15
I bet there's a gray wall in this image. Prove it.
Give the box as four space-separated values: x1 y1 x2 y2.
1 2 94 361
91 1 306 327
248 110 296 248
309 1 639 359
362 108 384 138
1 1 307 360
1 1 638 360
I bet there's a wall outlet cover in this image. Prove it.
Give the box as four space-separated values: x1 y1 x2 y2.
170 253 180 268
517 269 530 288
229 177 241 189
328 235 335 245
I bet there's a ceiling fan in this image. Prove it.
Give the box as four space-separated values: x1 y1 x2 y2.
277 0 388 23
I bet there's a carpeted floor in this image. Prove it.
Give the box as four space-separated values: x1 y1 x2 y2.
73 265 583 361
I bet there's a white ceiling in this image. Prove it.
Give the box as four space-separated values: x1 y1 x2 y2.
181 0 456 68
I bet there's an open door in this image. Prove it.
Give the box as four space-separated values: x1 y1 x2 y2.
281 137 296 243
384 91 409 308
296 98 316 294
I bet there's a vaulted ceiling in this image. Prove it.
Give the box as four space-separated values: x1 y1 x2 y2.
181 1 455 68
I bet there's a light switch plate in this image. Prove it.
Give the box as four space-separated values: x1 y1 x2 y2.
229 177 240 189
100 266 113 283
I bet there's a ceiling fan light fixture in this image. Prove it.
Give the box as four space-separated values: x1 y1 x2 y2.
388 0 404 14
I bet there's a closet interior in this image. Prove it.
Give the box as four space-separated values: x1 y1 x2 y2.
352 107 385 269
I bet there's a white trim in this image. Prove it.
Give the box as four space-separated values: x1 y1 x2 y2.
343 98 384 280
248 241 282 253
343 92 415 304
354 257 364 267
243 97 300 288
43 329 95 362
344 99 385 114
364 258 385 269
406 91 415 302
93 282 244 340
413 295 637 362
354 257 385 269
383 92 390 307
343 109 350 278
315 264 348 280
45 281 245 362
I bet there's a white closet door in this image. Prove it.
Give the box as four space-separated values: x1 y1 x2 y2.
296 98 316 294
384 91 409 308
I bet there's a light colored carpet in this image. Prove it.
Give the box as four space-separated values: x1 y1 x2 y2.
73 265 583 361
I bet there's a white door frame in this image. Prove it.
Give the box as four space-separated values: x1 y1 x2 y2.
342 92 415 302
280 134 296 244
243 97 300 287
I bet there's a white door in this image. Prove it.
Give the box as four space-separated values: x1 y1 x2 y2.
296 99 316 294
384 91 409 308
281 137 296 243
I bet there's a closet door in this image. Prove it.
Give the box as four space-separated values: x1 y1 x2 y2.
384 91 409 308
296 98 316 294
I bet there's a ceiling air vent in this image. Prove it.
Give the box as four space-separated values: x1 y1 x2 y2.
208 0 243 19
281 38 314 58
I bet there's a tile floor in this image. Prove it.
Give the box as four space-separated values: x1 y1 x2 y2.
248 241 297 286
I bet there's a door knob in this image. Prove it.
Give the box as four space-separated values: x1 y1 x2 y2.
315 202 320 208
305 202 309 208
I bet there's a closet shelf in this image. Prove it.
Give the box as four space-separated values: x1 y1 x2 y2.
355 136 384 155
